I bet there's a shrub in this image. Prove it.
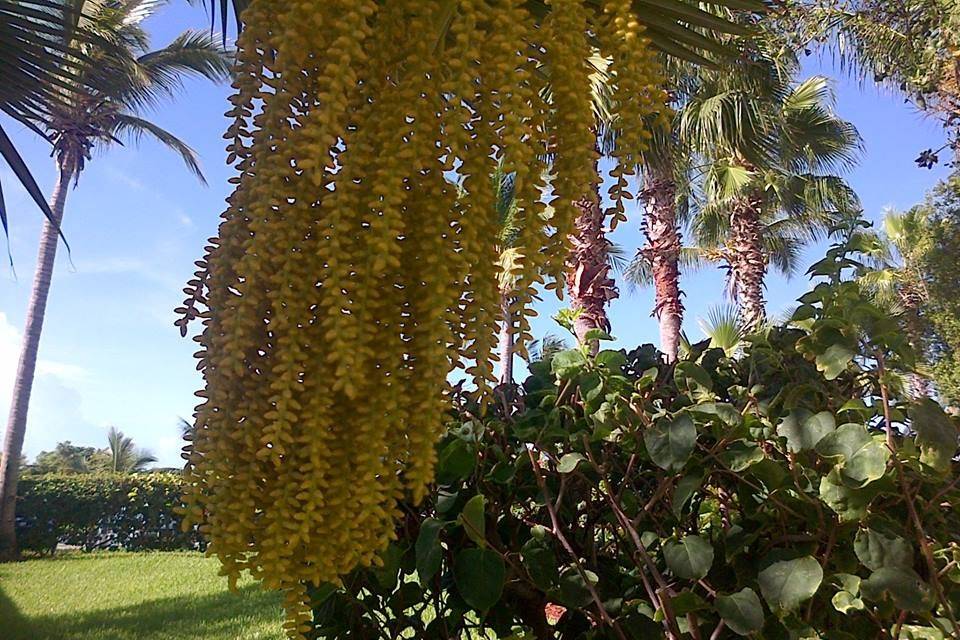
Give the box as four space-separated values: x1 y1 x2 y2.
16 472 201 553
306 223 960 639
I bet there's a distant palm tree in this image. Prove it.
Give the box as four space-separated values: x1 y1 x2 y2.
103 427 156 473
494 167 522 384
679 305 746 358
859 208 933 396
683 75 862 330
526 333 570 364
0 0 230 559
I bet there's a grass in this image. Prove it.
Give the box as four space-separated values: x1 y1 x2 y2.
0 551 285 640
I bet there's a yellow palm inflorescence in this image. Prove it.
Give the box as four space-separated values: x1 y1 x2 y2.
177 1 665 636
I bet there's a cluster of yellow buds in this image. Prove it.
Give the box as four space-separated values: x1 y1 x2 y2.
176 1 665 636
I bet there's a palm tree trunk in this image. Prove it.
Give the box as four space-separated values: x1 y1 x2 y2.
0 154 74 560
730 195 766 332
566 187 617 352
903 304 932 398
641 172 683 363
497 288 514 384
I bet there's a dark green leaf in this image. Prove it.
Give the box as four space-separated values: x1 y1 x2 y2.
815 344 855 380
415 518 445 584
453 548 506 611
596 349 627 370
854 529 913 572
758 556 823 613
909 399 958 475
521 538 559 591
777 410 835 452
715 588 764 636
861 567 934 612
663 535 714 580
819 468 872 521
552 350 587 378
720 441 765 472
644 414 696 471
816 423 889 488
436 438 475 485
671 474 702 517
558 566 599 607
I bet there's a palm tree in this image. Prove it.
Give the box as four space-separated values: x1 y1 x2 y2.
0 1 120 229
632 44 789 362
102 427 156 473
678 304 745 358
0 0 230 559
786 0 959 165
494 167 522 384
682 74 862 330
859 208 934 396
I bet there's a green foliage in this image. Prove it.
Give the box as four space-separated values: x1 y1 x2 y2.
24 428 156 475
26 442 102 475
305 221 960 639
15 473 200 554
916 174 960 404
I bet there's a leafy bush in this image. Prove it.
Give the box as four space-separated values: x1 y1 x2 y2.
307 223 960 639
16 472 201 553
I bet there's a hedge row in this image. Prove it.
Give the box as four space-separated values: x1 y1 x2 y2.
15 472 201 553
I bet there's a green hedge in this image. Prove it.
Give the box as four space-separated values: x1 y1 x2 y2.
15 472 202 553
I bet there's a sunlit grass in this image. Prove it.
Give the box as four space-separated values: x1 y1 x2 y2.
0 551 284 640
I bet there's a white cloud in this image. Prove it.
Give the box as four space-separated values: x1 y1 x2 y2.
0 312 97 458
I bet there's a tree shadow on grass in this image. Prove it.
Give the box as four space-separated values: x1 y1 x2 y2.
0 582 284 640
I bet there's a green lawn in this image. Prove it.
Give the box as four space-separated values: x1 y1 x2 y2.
0 552 285 640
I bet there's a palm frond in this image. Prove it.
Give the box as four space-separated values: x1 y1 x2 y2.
132 29 232 105
527 333 569 363
110 113 206 183
0 0 118 233
698 304 745 356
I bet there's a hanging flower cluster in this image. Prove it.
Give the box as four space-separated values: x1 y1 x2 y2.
176 0 665 635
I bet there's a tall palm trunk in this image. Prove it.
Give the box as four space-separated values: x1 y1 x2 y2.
902 298 932 398
730 195 766 332
497 288 514 384
640 172 683 362
566 187 617 351
0 154 75 559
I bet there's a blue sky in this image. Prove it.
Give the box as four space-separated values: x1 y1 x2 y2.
0 5 952 467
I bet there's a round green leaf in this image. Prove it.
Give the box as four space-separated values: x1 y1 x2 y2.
453 548 505 611
556 453 586 474
854 528 913 571
816 343 855 380
715 588 764 636
816 423 889 487
909 398 958 475
819 468 871 521
777 410 835 452
436 438 475 485
664 535 714 580
720 441 765 472
521 538 559 591
558 566 599 607
861 567 934 612
596 349 627 370
644 414 696 471
552 350 587 378
758 556 823 613
674 361 713 400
